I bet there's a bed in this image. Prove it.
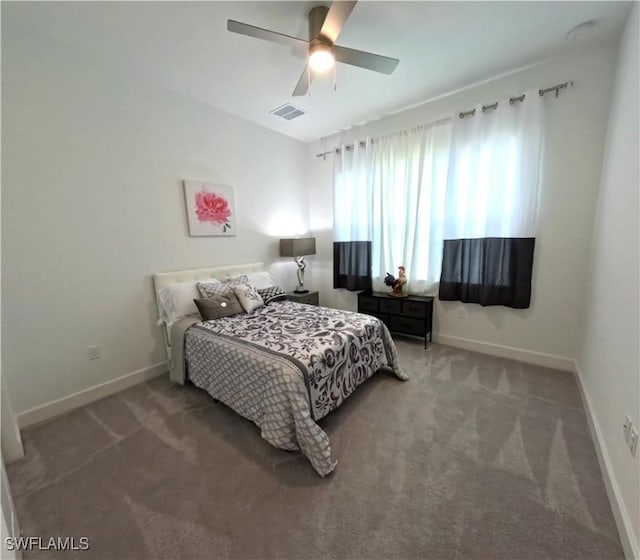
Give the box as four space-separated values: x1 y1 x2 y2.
153 263 407 476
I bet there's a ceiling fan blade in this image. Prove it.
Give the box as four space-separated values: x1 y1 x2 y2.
320 1 358 43
227 20 309 50
334 45 399 74
292 64 313 96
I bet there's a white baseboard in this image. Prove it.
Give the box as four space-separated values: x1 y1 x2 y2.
573 360 639 560
434 333 574 371
17 361 168 429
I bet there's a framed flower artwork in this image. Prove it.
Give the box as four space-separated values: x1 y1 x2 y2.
183 181 236 237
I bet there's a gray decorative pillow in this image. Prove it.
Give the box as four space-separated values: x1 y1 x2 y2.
193 293 244 321
197 275 248 299
232 283 264 314
197 282 231 299
226 274 249 286
257 285 288 305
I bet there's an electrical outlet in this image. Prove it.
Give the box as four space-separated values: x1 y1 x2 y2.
624 416 633 441
457 309 466 319
629 426 638 457
87 345 100 360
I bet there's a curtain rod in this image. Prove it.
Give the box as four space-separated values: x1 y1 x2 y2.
315 80 573 158
458 80 574 119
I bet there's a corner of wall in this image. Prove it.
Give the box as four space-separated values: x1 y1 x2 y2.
573 5 640 558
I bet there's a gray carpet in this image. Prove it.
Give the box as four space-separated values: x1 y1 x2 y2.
7 340 624 560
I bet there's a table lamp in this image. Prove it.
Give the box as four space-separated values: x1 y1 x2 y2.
279 237 316 293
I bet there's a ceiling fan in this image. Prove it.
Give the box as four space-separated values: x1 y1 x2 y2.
227 1 399 96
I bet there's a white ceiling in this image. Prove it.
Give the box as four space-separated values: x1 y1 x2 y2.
4 1 631 143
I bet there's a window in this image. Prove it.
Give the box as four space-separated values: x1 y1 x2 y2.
440 91 543 307
333 90 543 308
333 121 452 293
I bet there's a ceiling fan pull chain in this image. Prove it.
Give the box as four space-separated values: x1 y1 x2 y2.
333 63 337 91
308 65 312 96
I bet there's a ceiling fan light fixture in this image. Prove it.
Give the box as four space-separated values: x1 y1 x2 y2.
227 1 400 97
309 43 334 73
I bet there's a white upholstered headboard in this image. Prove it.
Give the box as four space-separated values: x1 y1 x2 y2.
153 262 265 362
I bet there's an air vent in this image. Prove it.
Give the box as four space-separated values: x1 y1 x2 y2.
270 103 306 121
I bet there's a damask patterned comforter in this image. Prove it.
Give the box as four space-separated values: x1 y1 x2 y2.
184 301 407 476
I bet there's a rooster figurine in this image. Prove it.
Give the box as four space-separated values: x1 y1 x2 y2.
384 266 408 297
384 272 396 287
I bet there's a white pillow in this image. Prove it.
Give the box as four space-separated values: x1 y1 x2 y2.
246 271 276 290
158 280 219 324
233 284 264 314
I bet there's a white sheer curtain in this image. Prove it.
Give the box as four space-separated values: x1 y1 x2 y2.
334 121 452 293
444 89 544 240
334 141 373 243
439 89 544 308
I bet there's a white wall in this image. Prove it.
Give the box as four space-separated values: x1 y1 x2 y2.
1 28 309 415
0 7 23 547
308 41 618 367
577 6 639 557
0 22 24 460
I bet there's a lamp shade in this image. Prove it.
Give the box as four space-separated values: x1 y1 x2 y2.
280 237 316 257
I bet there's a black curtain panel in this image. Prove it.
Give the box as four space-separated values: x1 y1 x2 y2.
333 241 372 291
439 237 535 308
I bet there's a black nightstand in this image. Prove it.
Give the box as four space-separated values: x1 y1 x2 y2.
287 291 319 306
357 291 433 348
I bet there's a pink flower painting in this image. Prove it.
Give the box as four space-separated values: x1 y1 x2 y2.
183 181 236 236
194 191 232 232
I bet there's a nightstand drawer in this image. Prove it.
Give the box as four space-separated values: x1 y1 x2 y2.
358 296 379 313
390 316 425 337
379 299 402 314
287 291 319 306
402 300 428 318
